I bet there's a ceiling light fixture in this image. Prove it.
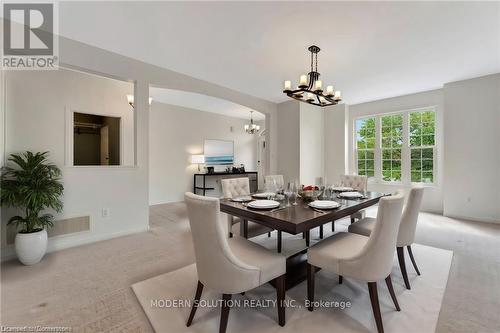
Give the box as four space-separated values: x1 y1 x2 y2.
244 111 260 134
283 45 342 107
126 94 153 109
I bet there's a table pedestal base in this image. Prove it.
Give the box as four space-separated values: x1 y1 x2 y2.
269 249 319 290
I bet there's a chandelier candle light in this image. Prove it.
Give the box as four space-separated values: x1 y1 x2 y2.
244 111 260 134
283 45 341 107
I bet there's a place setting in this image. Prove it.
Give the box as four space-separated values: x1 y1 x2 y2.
336 191 368 200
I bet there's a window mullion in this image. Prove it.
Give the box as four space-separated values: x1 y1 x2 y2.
402 112 410 184
374 115 382 183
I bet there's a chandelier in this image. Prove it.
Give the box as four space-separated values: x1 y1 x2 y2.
283 45 341 107
244 111 260 134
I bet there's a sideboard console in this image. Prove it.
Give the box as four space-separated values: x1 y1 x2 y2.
193 172 258 197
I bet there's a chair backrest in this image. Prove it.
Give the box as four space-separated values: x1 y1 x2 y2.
397 187 424 247
265 175 284 190
341 174 368 191
184 192 259 293
221 177 250 199
342 192 404 281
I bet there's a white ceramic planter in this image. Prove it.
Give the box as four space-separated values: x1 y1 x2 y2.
15 229 48 265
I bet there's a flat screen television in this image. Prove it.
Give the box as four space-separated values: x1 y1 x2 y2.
204 139 234 165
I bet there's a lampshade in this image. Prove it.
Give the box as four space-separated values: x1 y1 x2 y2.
191 155 205 164
126 94 134 106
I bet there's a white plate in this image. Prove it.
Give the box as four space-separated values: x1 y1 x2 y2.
309 200 340 210
252 192 276 199
331 186 353 192
247 200 280 210
231 196 252 202
338 191 363 198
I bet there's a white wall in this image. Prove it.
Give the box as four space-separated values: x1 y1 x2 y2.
300 103 324 185
277 101 347 186
443 74 500 223
149 103 260 204
348 89 444 213
1 69 142 257
276 100 300 183
1 36 278 260
324 104 348 185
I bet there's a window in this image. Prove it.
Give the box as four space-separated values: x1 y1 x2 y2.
355 118 375 177
381 114 403 181
410 110 435 183
354 107 437 184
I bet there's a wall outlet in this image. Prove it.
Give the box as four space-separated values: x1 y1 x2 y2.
102 208 110 218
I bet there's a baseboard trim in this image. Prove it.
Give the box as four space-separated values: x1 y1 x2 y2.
444 213 500 224
149 199 183 206
1 226 149 262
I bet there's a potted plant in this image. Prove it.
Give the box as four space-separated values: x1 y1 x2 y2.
1 151 63 265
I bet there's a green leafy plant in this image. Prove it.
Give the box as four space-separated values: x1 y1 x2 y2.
1 151 63 233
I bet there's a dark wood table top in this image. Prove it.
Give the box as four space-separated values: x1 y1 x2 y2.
220 191 386 234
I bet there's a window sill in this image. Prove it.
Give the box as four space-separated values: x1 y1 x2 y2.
368 180 439 189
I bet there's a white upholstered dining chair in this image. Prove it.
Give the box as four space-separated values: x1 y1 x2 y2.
340 174 369 226
341 174 368 191
184 192 286 333
221 177 273 239
264 174 285 190
307 192 404 333
348 187 424 289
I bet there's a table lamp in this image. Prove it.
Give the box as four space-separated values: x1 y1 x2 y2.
191 155 205 172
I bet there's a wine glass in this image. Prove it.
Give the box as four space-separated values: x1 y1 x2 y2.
284 183 293 207
289 181 299 206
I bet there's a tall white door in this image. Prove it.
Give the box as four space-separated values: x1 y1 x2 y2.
100 125 110 165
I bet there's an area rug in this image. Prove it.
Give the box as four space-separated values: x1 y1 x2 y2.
132 243 452 333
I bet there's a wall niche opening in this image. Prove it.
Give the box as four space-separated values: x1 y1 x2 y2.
73 112 121 166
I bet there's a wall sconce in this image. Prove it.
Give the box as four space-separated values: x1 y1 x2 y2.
126 94 153 109
190 154 205 172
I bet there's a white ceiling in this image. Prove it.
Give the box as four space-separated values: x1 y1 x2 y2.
59 1 500 105
150 87 265 121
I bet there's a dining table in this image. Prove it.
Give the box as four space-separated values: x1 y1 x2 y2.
220 191 387 289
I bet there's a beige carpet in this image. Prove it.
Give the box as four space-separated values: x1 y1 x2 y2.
132 243 452 333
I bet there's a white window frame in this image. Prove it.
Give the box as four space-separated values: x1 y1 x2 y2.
353 106 437 186
353 117 376 179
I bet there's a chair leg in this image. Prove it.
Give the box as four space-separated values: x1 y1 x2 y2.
339 275 343 284
319 225 324 239
307 263 315 311
275 274 286 326
220 294 232 333
350 217 355 224
305 230 310 247
268 231 271 237
397 247 411 289
277 231 282 253
368 282 384 333
186 281 204 327
331 221 335 232
407 245 421 276
302 232 305 239
385 275 401 311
